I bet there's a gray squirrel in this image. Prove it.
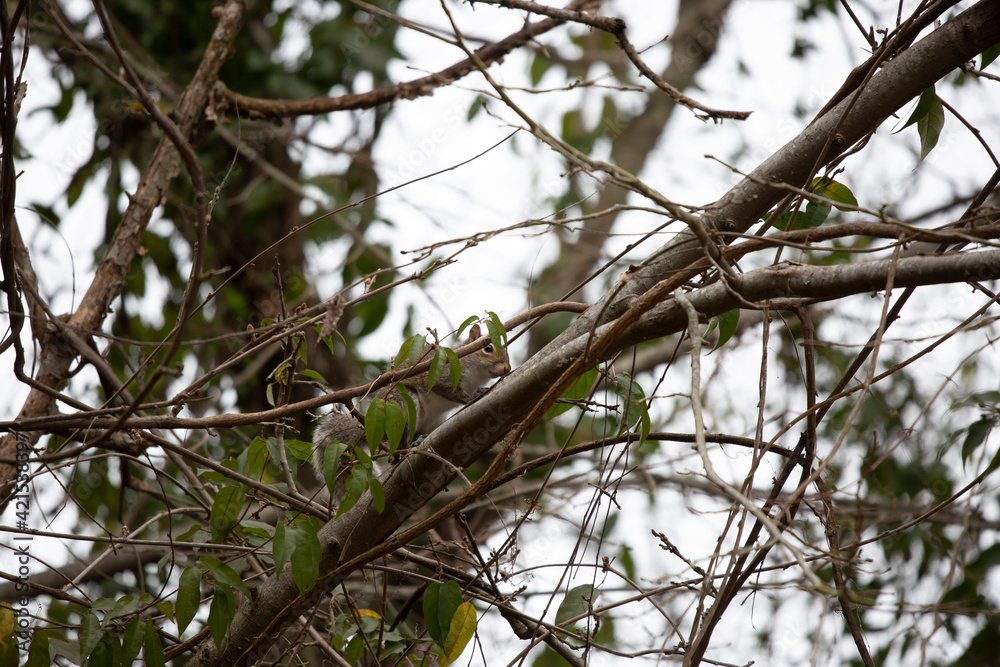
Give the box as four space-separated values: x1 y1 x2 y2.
311 323 510 475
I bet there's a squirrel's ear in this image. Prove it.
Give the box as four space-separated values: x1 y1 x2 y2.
468 323 482 341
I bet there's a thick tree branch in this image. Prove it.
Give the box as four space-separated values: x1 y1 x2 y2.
4 245 998 437
186 246 1000 665
531 0 737 339
116 3 1000 663
544 0 1000 348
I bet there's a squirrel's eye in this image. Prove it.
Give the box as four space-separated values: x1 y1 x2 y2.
484 344 494 353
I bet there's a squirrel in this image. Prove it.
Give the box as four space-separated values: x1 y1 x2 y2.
311 323 511 475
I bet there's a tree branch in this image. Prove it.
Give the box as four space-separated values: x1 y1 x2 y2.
0 0 246 509
185 245 1000 665
213 0 601 119
149 3 1000 663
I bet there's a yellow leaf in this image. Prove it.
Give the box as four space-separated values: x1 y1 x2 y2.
441 602 476 666
0 606 13 648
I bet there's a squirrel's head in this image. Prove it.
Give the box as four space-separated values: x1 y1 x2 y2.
466 323 511 381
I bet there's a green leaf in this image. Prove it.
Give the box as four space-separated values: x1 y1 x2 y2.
155 601 174 623
445 347 462 391
812 178 858 211
772 180 834 230
799 200 832 228
441 602 476 666
616 372 642 403
265 382 276 407
30 203 61 226
299 368 326 383
318 330 336 357
199 556 251 599
0 607 17 667
209 484 244 544
555 584 597 627
105 595 141 625
86 631 118 667
711 309 740 351
770 210 793 231
548 366 598 418
394 338 418 368
962 417 993 465
982 43 1000 69
47 637 81 665
619 545 637 582
271 358 292 384
176 567 203 635
236 436 270 480
322 441 349 496
345 633 365 664
121 616 144 665
337 461 373 517
79 611 102 659
396 334 426 368
26 628 51 667
385 399 405 455
973 391 1000 406
273 521 291 577
284 438 313 461
456 315 478 339
289 523 322 594
0 640 15 666
467 95 485 121
901 87 945 163
143 618 165 667
615 373 651 445
207 584 235 650
915 92 944 162
199 470 229 486
529 53 555 86
398 386 417 430
370 477 385 514
638 408 651 447
484 311 507 348
428 348 447 390
92 597 117 613
365 398 387 453
900 86 937 131
244 437 270 480
242 521 274 551
423 580 463 647
355 444 373 469
66 160 95 207
984 439 1000 477
296 342 309 364
0 603 11 634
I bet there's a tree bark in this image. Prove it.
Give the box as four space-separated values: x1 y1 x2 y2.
0 0 246 511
